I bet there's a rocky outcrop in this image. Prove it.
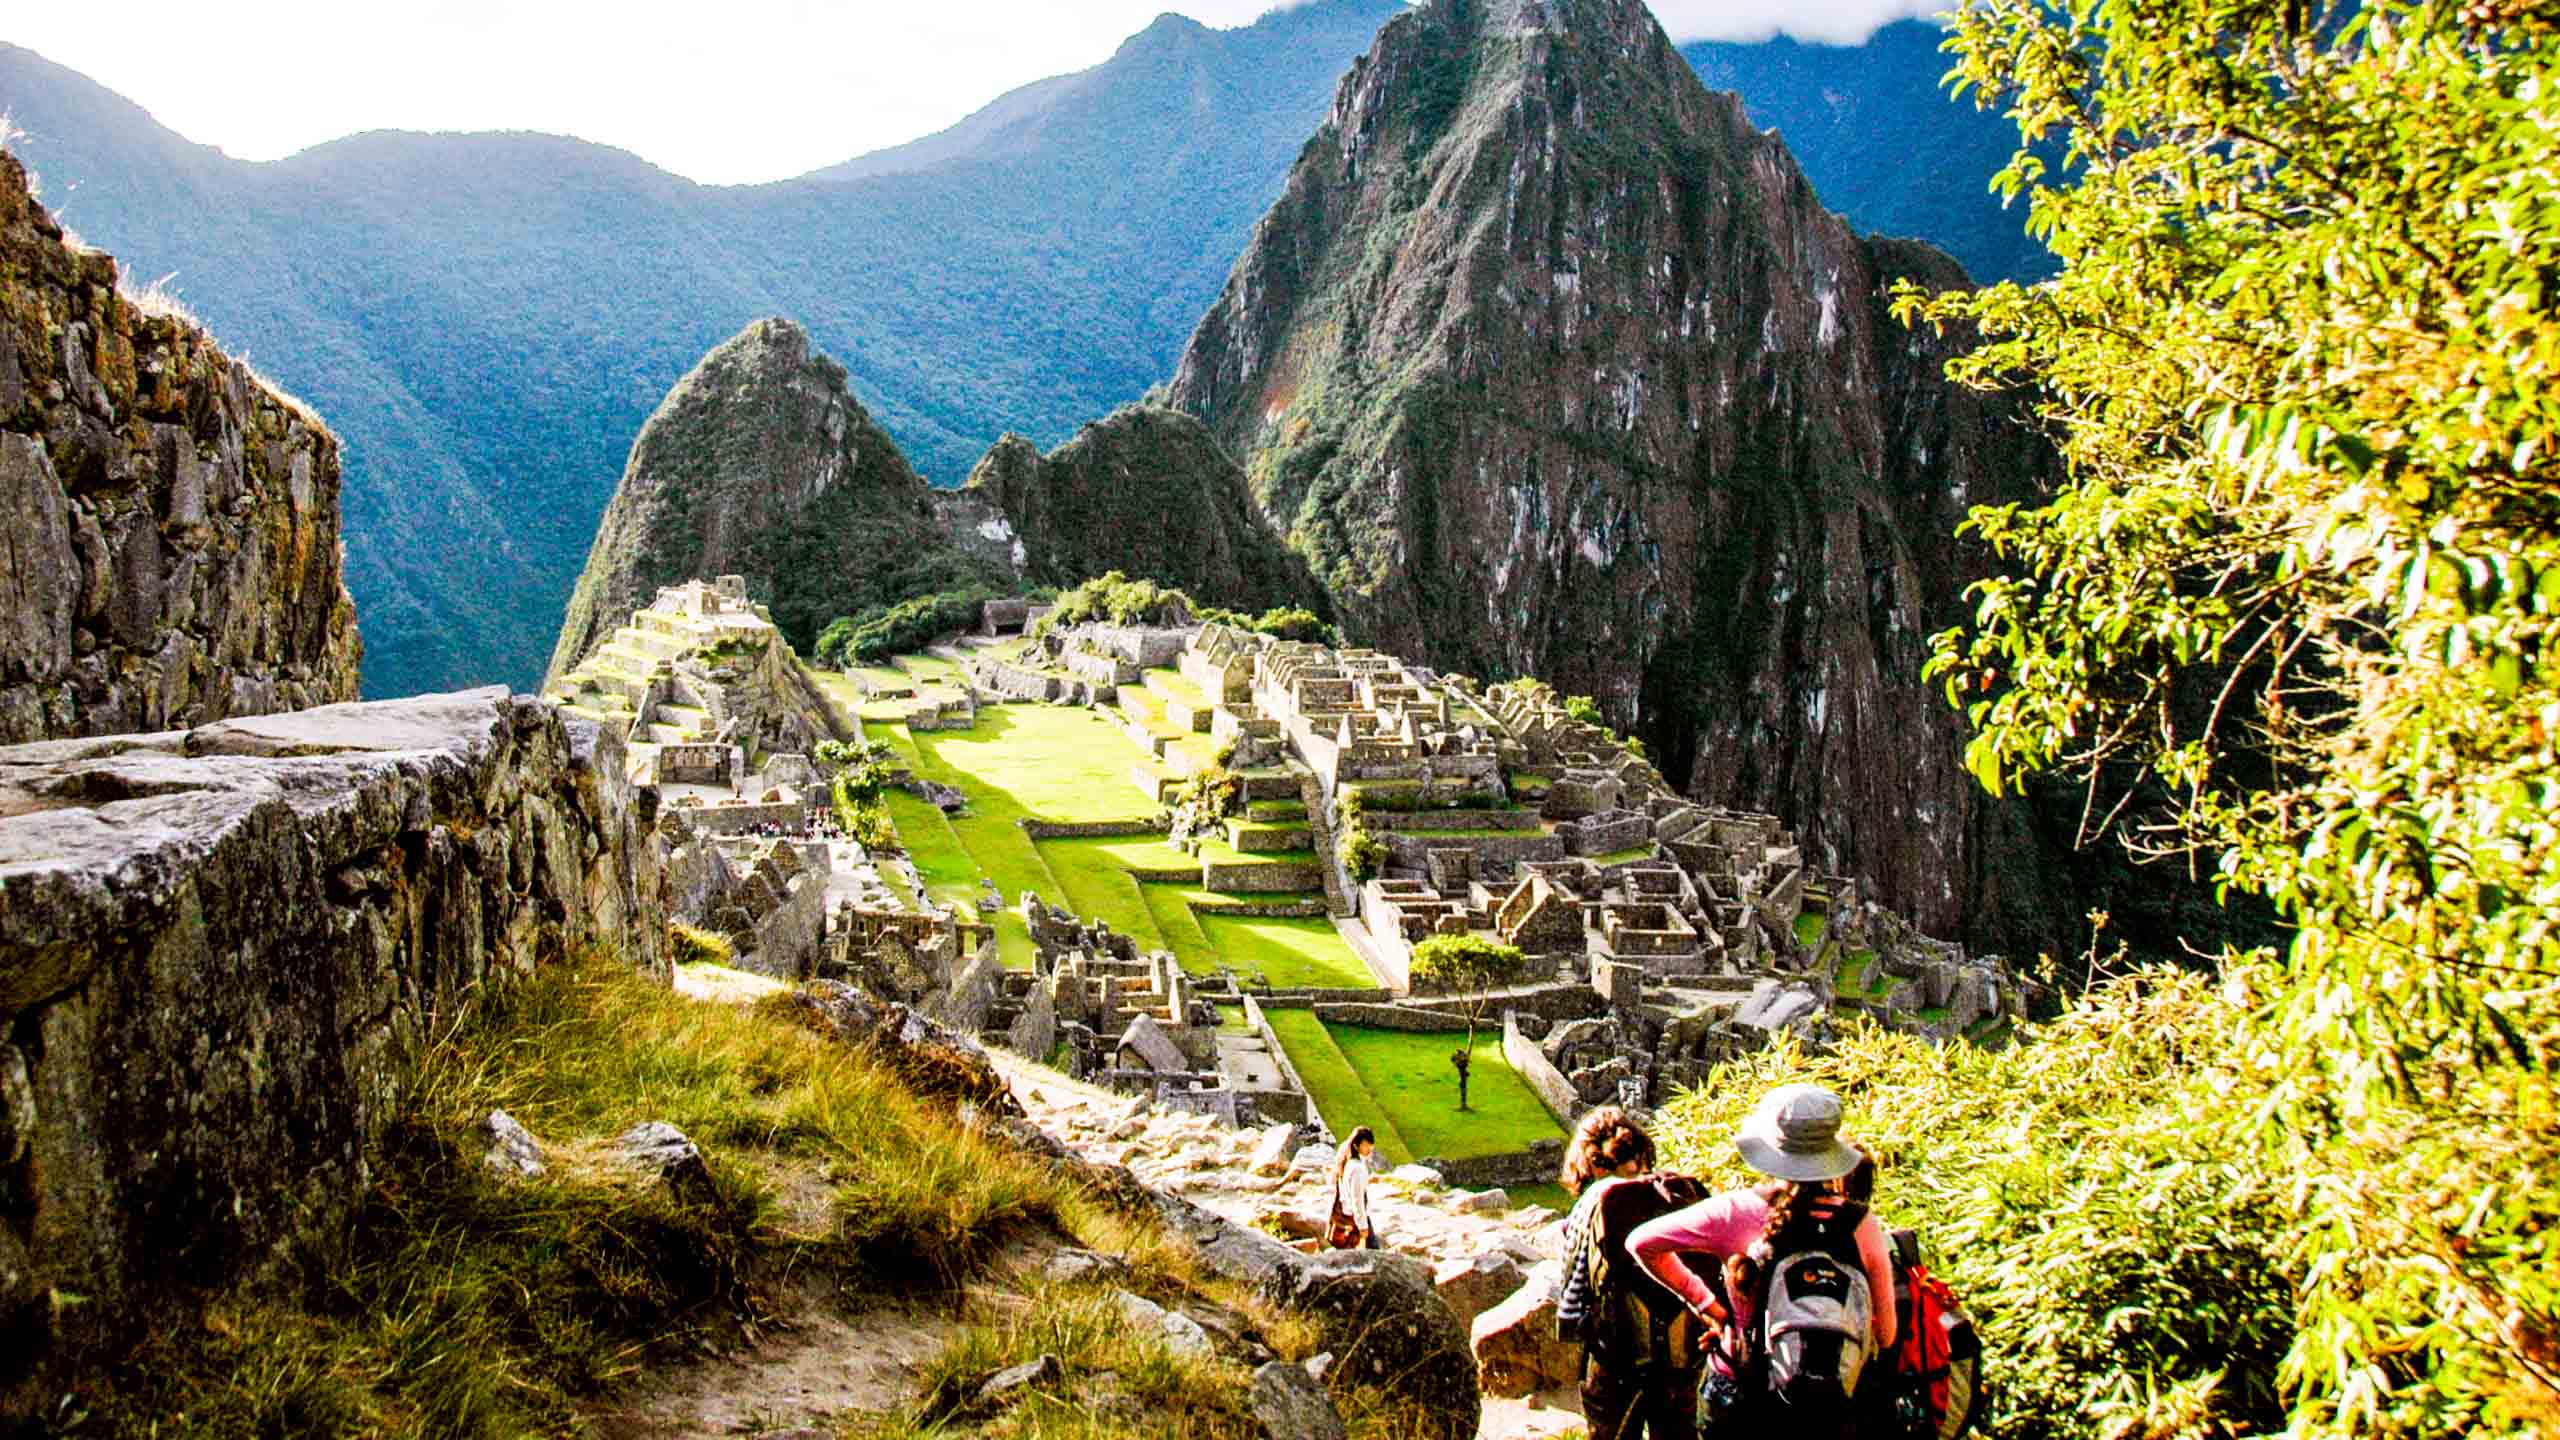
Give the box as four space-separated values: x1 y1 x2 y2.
546 316 991 684
1258 1249 1482 1440
1164 0 2060 950
950 406 1325 615
0 688 664 1411
0 148 359 745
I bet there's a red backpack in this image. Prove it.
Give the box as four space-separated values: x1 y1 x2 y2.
1885 1230 1984 1439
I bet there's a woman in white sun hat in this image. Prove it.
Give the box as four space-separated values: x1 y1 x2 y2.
1624 1083 1896 1437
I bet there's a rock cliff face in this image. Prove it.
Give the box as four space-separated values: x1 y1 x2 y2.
0 689 666 1410
1164 0 2057 945
0 149 360 744
951 406 1323 613
546 316 980 685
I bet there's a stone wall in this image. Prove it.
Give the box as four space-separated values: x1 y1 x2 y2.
1503 1011 1582 1127
1402 983 1605 1026
1244 995 1327 1142
1019 818 1165 840
1192 897 1329 919
1420 1142 1566 1191
1203 858 1326 892
1311 1003 1469 1032
1382 831 1564 873
0 150 360 744
0 689 664 1406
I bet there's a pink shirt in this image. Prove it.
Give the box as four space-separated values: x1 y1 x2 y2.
1625 1188 1899 1351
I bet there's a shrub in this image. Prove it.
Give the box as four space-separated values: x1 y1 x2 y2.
1334 789 1387 882
818 585 1001 666
1035 571 1195 633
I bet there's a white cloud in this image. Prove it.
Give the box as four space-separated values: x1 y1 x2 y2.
2 0 1944 186
1643 0 1948 45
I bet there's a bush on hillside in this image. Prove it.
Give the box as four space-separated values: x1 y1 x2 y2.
1335 788 1388 883
1036 571 1196 632
1033 572 1340 644
1899 2 2559 1428
817 585 1001 666
1654 972 2295 1439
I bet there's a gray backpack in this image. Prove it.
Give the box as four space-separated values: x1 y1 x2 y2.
1754 1199 1875 1406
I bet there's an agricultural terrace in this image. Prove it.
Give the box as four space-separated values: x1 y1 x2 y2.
810 656 1568 1168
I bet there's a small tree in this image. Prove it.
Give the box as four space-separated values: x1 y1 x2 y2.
1409 934 1531 1112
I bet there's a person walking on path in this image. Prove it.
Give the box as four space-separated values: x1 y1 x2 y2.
1330 1126 1380 1249
1554 1107 1709 1440
1627 1083 1897 1439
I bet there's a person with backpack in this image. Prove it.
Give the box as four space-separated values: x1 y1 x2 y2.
1552 1107 1710 1439
1626 1083 1898 1438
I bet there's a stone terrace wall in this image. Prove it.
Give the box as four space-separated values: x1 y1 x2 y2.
1503 1011 1581 1127
0 688 664 1410
0 150 361 744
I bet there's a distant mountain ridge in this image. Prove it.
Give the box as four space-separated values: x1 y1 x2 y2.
0 5 2038 698
0 2 1404 697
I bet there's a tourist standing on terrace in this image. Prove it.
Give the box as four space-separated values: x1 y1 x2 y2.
1627 1084 1896 1438
1330 1127 1379 1249
1554 1107 1709 1440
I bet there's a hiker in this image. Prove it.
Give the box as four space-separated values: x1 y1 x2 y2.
1328 1126 1379 1249
1554 1107 1709 1440
1627 1083 1897 1439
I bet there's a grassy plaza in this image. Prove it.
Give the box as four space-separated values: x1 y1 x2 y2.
834 659 1567 1167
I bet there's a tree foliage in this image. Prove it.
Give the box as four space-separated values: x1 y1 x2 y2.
1897 2 2558 1431
1408 933 1531 1112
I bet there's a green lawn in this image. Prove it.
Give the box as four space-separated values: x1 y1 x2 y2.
1198 914 1376 989
1140 885 1219 970
1262 1009 1416 1166
910 706 1154 824
1510 1181 1576 1215
1795 910 1828 948
1038 837 1174 955
1327 1024 1568 1161
1589 845 1657 866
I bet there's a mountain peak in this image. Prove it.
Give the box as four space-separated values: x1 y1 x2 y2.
1166 0 2057 951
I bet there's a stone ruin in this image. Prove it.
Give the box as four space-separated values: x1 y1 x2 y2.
1000 895 1245 1121
549 575 842 781
1142 626 2032 1129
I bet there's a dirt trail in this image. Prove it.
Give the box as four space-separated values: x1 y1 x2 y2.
655 969 1589 1438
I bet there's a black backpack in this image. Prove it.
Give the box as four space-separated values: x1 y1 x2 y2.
1580 1172 1710 1364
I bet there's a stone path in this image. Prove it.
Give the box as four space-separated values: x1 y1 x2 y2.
988 1050 1594 1440
669 972 1594 1439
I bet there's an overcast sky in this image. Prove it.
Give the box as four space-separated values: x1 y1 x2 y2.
4 0 1946 186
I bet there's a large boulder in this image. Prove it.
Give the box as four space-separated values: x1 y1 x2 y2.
1432 1251 1529 1330
1470 1260 1578 1398
1257 1249 1479 1440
